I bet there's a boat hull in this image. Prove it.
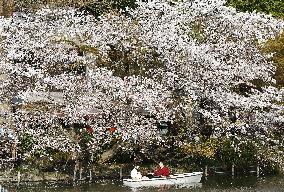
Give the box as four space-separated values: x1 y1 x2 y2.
123 172 203 188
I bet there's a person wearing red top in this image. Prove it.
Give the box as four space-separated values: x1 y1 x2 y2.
154 162 170 177
109 127 116 134
85 125 93 134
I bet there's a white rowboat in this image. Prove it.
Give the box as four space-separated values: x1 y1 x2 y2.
123 172 203 188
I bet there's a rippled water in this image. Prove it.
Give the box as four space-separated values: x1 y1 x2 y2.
2 174 284 192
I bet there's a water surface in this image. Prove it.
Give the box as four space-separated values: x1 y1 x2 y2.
2 174 284 192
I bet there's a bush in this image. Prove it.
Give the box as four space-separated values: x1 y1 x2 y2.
19 133 35 153
226 0 284 18
262 31 284 87
15 0 138 16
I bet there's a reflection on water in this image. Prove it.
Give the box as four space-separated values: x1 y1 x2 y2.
1 174 284 192
0 185 9 192
129 182 202 192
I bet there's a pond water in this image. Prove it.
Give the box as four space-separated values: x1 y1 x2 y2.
1 174 284 192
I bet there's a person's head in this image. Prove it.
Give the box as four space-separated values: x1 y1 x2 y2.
159 162 164 168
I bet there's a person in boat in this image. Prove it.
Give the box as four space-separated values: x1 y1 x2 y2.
154 162 170 177
131 165 142 180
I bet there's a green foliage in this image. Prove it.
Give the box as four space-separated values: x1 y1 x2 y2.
249 79 269 91
235 142 257 166
190 21 207 44
16 0 138 16
19 133 35 153
57 37 164 78
102 42 164 78
15 0 73 10
262 31 284 88
181 138 219 165
79 0 138 17
226 0 284 18
215 140 258 166
26 148 72 171
215 139 236 164
181 138 259 167
0 0 14 17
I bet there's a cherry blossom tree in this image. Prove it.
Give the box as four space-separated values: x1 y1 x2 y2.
0 0 284 168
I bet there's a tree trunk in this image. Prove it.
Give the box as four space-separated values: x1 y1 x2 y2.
11 142 17 159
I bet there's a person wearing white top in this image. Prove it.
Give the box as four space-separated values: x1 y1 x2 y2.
131 166 142 180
